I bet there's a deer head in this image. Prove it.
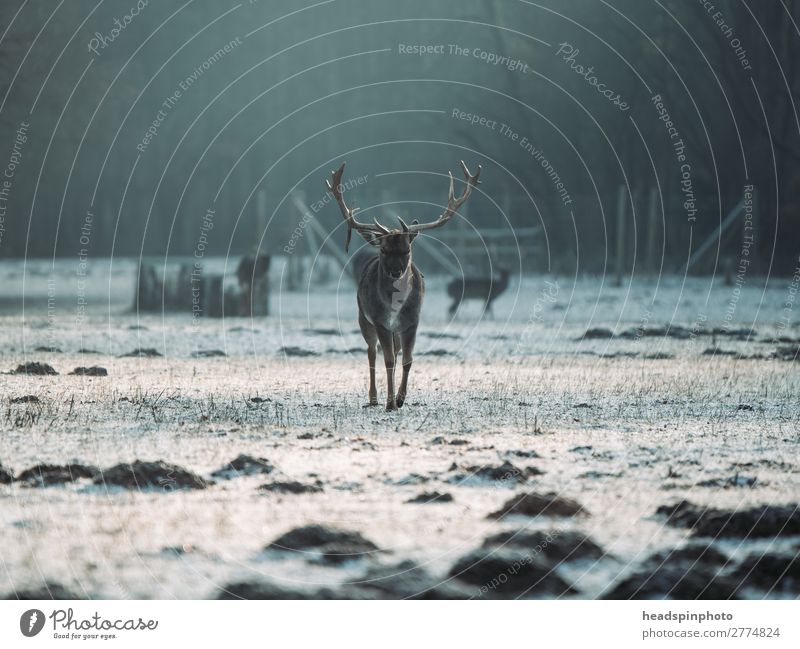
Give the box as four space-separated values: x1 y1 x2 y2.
325 160 482 279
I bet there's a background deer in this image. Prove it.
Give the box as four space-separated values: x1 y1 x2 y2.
447 267 511 318
326 161 481 410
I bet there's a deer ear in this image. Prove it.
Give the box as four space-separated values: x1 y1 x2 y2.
359 231 381 246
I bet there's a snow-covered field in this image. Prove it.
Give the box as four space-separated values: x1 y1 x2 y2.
1 258 798 599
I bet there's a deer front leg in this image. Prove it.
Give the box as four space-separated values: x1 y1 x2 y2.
366 345 378 406
375 326 397 411
359 312 379 407
396 325 417 408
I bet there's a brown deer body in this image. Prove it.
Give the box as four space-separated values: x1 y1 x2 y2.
326 161 481 410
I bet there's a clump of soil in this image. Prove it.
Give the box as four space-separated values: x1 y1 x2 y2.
656 500 800 538
120 348 161 357
265 524 381 564
10 395 39 404
505 449 541 459
775 345 800 361
488 492 587 519
258 481 322 494
579 470 624 479
387 473 430 486
69 366 108 376
448 547 575 597
279 346 318 357
449 461 542 485
647 543 730 568
191 349 226 358
406 491 454 504
217 581 320 600
618 324 692 339
17 463 99 487
423 331 462 339
353 560 469 599
733 552 800 593
3 582 82 600
580 327 614 340
603 559 740 599
303 327 339 336
482 529 606 562
95 460 209 490
211 454 274 479
12 362 57 375
695 474 758 488
419 349 453 357
0 464 14 483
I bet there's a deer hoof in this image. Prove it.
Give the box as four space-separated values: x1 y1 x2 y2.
362 401 380 408
395 394 405 408
385 400 398 411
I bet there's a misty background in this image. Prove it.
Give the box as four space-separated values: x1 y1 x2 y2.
0 0 798 279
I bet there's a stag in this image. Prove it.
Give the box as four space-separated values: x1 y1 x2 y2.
326 160 481 410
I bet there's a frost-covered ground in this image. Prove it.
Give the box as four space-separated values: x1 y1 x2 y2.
0 258 798 599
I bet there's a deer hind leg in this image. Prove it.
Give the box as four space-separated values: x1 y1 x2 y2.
375 325 397 411
448 298 459 318
359 311 379 406
396 325 417 408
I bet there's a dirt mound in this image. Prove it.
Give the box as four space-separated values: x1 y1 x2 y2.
505 449 541 459
211 454 274 479
12 362 57 375
3 582 82 599
258 481 322 494
657 500 800 538
482 529 606 562
0 464 13 483
353 560 470 599
448 547 575 597
217 582 320 600
450 461 542 485
10 395 39 404
775 345 800 361
17 463 99 487
279 346 318 357
423 332 462 339
488 492 587 519
695 474 758 488
647 543 730 568
95 460 209 490
618 325 692 339
733 552 800 593
191 349 227 358
419 349 453 356
603 560 740 599
265 524 381 564
69 366 108 376
580 327 614 340
406 491 453 504
120 348 161 357
302 327 339 336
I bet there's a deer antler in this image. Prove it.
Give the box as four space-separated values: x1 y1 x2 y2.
407 160 481 233
326 163 386 251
